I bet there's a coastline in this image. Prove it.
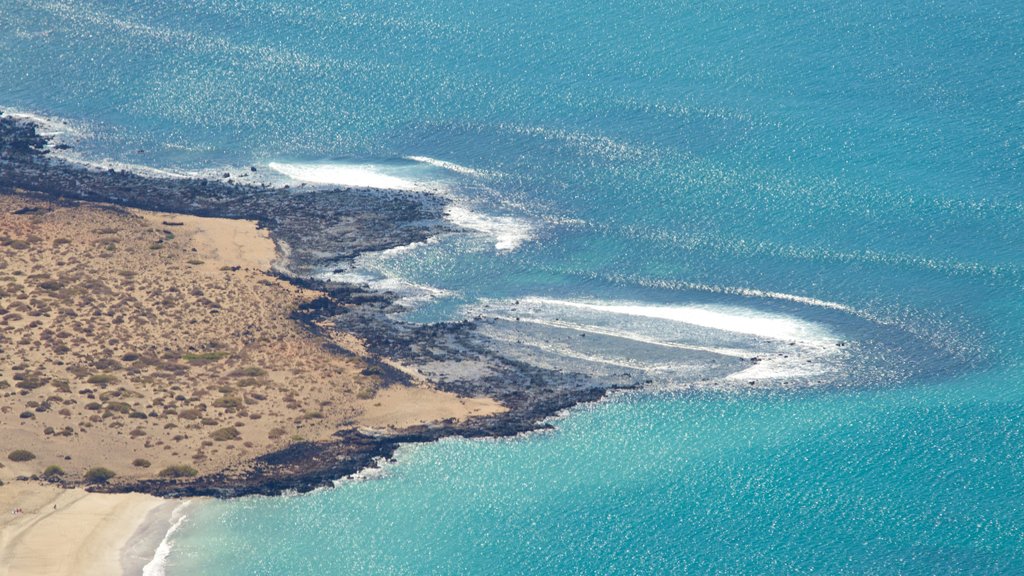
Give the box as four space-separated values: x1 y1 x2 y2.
0 484 166 576
0 110 663 498
122 499 187 576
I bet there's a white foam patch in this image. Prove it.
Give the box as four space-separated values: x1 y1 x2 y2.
324 268 455 307
142 501 191 576
267 161 432 191
471 296 848 385
405 155 488 178
268 159 533 251
524 297 835 342
445 205 534 251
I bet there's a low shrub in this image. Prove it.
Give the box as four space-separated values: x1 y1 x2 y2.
158 465 198 479
183 351 229 363
8 450 35 462
228 367 266 378
83 467 116 483
106 401 132 414
42 465 64 478
210 427 240 441
15 380 45 390
212 396 243 410
178 408 202 420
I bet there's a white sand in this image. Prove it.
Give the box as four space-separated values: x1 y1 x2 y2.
0 484 165 576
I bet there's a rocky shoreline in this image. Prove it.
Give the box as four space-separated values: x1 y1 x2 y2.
1 111 636 498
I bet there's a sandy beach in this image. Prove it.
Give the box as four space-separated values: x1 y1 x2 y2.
0 483 167 576
0 190 508 573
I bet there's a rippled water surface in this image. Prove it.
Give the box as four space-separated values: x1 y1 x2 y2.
2 0 1022 573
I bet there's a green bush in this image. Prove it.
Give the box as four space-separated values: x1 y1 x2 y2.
212 396 243 410
8 450 35 462
83 467 116 483
106 401 133 414
210 427 240 442
42 465 64 478
132 458 152 468
158 465 198 479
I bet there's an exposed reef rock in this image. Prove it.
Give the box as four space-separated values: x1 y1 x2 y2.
1 111 641 497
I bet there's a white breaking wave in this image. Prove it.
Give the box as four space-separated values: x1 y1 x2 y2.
6 113 539 256
405 155 489 178
471 296 847 384
483 313 756 359
324 268 455 307
599 273 858 315
521 297 837 342
268 161 431 191
142 501 191 576
267 160 534 251
445 205 533 252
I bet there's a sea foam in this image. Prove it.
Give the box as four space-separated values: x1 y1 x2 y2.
142 501 191 576
267 161 430 191
524 298 836 342
445 205 533 252
405 155 489 178
470 296 846 386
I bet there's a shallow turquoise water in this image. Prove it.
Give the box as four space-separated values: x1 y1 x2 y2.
2 0 1023 573
168 368 1024 574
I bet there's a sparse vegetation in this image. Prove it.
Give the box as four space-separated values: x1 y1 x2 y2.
106 401 133 414
38 279 63 291
228 367 266 378
213 396 244 410
211 427 240 441
182 351 230 362
8 450 36 462
158 465 198 478
83 467 116 483
178 408 202 420
0 196 441 486
42 465 64 478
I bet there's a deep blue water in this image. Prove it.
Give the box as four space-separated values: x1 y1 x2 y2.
2 0 1023 573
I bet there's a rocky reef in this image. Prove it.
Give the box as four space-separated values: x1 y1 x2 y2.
1 111 640 497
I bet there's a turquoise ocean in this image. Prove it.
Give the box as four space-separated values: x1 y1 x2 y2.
2 0 1023 573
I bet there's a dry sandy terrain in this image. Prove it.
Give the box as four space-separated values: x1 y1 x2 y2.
0 192 504 486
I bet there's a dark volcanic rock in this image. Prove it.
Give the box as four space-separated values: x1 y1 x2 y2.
1 111 629 498
0 113 453 277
